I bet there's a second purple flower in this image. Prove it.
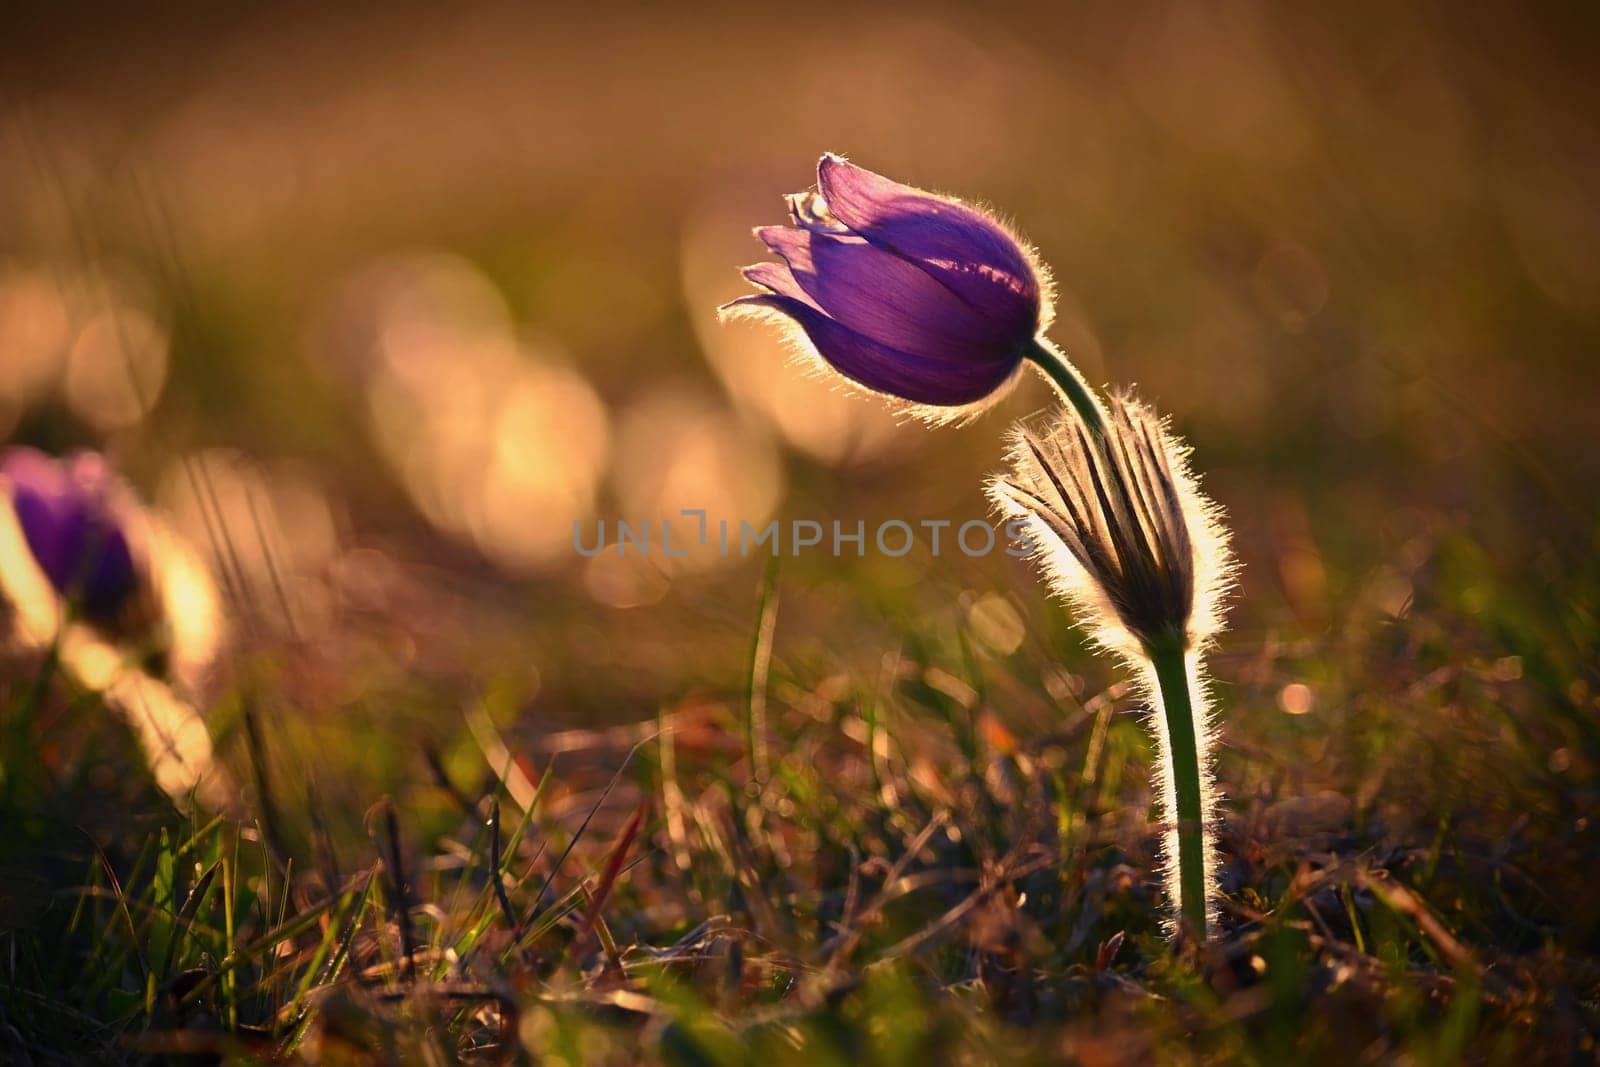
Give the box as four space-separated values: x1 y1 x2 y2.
2 447 139 622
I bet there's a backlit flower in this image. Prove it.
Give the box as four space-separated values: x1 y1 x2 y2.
722 154 1053 414
2 446 138 622
0 446 232 810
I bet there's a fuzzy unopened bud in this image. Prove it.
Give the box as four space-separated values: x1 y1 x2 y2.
987 395 1232 660
988 394 1236 937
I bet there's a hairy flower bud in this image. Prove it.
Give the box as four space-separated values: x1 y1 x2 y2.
989 395 1237 937
987 395 1233 659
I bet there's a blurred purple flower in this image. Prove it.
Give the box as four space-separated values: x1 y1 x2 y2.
722 154 1051 410
2 447 138 621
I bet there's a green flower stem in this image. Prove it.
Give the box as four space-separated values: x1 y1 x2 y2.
1025 337 1106 436
1148 635 1208 940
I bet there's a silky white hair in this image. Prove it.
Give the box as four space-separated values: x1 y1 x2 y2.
987 393 1236 929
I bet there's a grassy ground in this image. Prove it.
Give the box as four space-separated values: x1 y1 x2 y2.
2 505 1597 1063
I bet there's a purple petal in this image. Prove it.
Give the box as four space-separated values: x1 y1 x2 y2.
3 447 138 619
755 226 1008 362
739 260 820 310
723 293 1019 406
815 155 1041 336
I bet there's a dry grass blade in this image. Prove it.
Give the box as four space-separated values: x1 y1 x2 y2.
519 737 651 943
573 801 648 970
376 800 415 982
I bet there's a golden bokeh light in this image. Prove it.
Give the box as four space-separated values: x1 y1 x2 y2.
0 481 67 648
474 362 612 571
1278 682 1314 716
610 385 782 575
63 307 170 432
142 514 227 690
332 253 612 572
0 267 73 409
157 449 337 636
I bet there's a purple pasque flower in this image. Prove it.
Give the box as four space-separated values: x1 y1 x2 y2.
2 447 139 621
722 154 1051 410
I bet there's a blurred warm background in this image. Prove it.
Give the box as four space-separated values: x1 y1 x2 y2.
3 1 1597 825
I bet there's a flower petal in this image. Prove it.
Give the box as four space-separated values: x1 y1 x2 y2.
3 447 138 619
815 155 1040 335
755 225 1012 362
723 293 1018 406
739 260 820 310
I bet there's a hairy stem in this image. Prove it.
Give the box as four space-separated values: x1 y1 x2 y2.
1025 337 1106 436
1148 637 1208 940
